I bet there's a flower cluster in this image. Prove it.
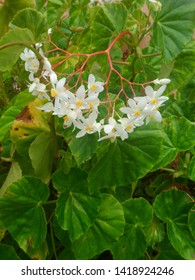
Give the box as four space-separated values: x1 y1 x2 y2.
20 44 170 142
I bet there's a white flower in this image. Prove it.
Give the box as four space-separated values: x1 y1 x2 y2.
98 131 117 142
48 28 52 35
120 97 147 118
145 85 169 107
75 111 101 138
153 78 171 85
28 77 50 101
85 95 100 112
88 74 104 96
20 48 36 62
69 85 89 111
25 57 40 73
63 110 78 128
101 117 128 141
119 117 135 134
51 77 70 110
144 104 163 124
20 48 40 73
37 102 54 112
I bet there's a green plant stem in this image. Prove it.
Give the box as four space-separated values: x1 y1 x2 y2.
43 200 57 205
112 60 131 66
50 221 58 260
49 114 59 170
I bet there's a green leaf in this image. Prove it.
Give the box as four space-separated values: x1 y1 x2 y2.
0 90 34 141
47 0 69 27
0 0 35 37
10 100 50 175
10 8 48 41
0 27 34 71
88 122 162 193
0 161 22 198
145 216 165 247
152 131 177 170
0 176 49 252
54 169 101 242
154 189 195 259
0 107 21 141
163 100 195 122
36 0 45 10
111 198 153 259
156 237 184 260
151 0 195 61
170 41 195 89
163 116 195 151
29 132 55 183
53 217 76 260
72 193 125 259
69 133 98 165
188 205 195 239
0 244 20 260
89 6 115 51
102 3 128 33
188 156 195 181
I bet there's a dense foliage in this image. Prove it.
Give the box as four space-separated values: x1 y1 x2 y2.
0 0 195 260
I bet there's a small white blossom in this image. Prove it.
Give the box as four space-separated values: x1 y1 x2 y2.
63 110 78 128
100 117 128 142
48 28 52 35
25 57 40 73
28 77 50 101
20 48 40 73
51 77 70 110
37 102 54 112
153 78 171 85
120 97 147 119
145 85 168 107
69 85 89 112
20 48 36 61
88 74 104 96
75 111 101 138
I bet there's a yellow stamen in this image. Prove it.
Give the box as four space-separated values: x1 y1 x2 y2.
110 136 115 142
135 111 141 117
151 99 158 105
38 91 43 95
86 125 93 132
91 84 97 91
51 89 58 97
126 125 132 132
76 100 83 108
63 116 69 122
88 102 93 109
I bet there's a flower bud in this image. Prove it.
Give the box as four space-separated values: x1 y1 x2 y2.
149 0 162 12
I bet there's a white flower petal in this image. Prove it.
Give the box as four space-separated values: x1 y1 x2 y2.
50 72 58 85
56 78 66 91
145 86 154 98
76 85 85 99
76 129 86 138
88 74 95 85
104 124 114 134
156 85 167 97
